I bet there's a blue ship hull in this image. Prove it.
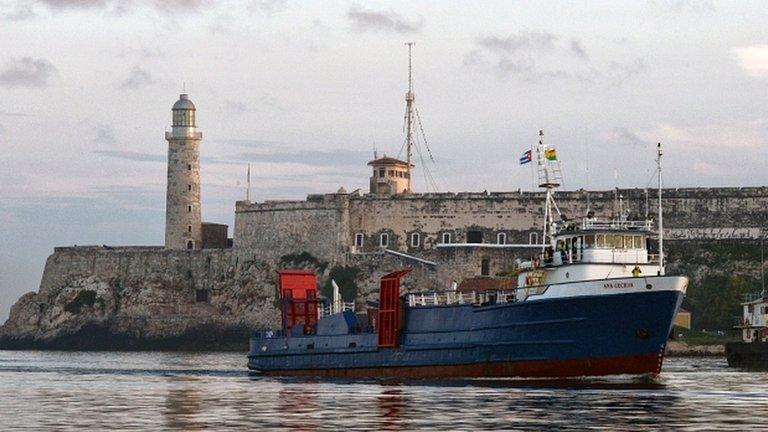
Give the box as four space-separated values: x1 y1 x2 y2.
248 288 684 378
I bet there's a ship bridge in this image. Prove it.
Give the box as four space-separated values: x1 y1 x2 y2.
547 217 657 266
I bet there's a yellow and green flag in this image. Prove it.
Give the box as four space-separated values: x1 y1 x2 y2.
544 148 557 161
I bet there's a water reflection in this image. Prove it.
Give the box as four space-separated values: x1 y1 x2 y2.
378 386 407 431
277 385 319 431
164 376 204 431
0 352 766 431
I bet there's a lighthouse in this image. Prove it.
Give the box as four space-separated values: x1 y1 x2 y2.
165 94 202 250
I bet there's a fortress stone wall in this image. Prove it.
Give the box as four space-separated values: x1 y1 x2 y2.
234 187 768 265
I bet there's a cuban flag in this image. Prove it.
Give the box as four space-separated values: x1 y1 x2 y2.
519 149 532 165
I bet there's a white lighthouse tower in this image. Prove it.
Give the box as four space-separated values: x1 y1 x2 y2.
165 94 202 250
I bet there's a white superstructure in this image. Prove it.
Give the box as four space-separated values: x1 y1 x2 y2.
514 134 686 301
735 292 768 342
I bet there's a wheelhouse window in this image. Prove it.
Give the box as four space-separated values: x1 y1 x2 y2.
379 233 389 248
354 233 364 247
410 233 420 247
442 232 452 244
497 232 507 245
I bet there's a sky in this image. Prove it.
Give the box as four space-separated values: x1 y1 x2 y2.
1 0 767 321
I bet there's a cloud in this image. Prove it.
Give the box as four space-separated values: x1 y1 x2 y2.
38 0 107 10
92 124 119 146
18 0 213 16
249 0 286 14
236 149 373 168
93 150 165 163
466 31 574 82
604 127 646 147
476 31 558 55
0 57 56 88
733 45 768 78
2 3 37 20
347 4 423 34
660 0 715 13
224 92 284 113
146 0 212 14
570 39 588 60
607 58 646 83
0 110 33 117
119 66 155 89
641 120 768 150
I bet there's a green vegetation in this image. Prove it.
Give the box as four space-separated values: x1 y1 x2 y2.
322 266 360 301
279 252 328 272
664 240 764 332
64 290 97 314
683 274 757 331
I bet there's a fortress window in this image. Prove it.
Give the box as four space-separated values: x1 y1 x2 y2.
410 233 420 247
467 230 483 244
442 232 451 244
529 232 539 245
196 289 209 303
388 170 394 176
186 240 194 250
378 168 385 178
355 233 364 247
187 164 192 171
497 233 507 245
188 184 192 191
188 205 192 212
380 233 389 248
188 225 192 233
481 258 490 276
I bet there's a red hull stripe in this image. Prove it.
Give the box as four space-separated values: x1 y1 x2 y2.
258 351 665 378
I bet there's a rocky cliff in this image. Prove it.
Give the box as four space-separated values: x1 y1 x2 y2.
0 247 278 350
0 246 436 350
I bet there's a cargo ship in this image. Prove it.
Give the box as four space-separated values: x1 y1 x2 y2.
247 139 688 378
726 291 768 369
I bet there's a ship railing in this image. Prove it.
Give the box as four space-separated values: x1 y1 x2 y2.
252 329 286 339
318 302 356 318
578 218 653 231
406 289 521 308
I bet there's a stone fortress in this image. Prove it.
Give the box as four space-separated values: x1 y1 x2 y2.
1 92 767 350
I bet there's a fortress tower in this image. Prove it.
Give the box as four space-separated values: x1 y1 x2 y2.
165 94 202 250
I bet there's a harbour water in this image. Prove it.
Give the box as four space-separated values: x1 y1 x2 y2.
0 351 766 430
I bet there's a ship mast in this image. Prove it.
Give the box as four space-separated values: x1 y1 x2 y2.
657 142 665 276
537 130 563 252
404 42 415 192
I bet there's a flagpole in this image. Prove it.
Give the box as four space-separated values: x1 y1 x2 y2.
530 145 535 191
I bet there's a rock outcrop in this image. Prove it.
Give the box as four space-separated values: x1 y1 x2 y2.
0 246 436 350
0 247 281 350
